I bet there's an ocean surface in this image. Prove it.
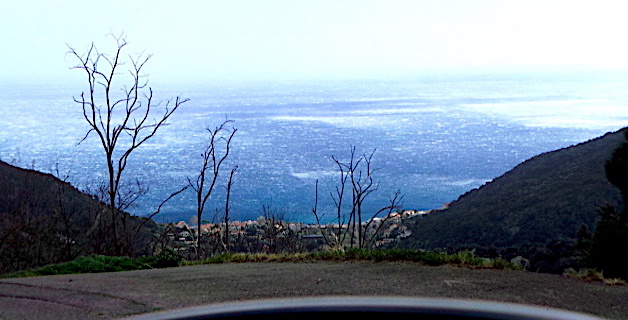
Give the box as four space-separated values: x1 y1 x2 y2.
1 71 628 223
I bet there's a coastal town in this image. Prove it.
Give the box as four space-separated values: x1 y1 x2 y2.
159 209 433 256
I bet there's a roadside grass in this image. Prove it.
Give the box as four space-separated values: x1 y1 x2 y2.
4 248 518 278
6 255 153 278
3 248 182 278
563 268 626 286
186 248 519 270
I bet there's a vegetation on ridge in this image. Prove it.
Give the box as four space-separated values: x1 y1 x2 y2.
397 128 626 275
580 130 628 280
5 248 518 278
0 160 158 273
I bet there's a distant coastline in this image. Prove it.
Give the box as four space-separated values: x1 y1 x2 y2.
1 76 624 223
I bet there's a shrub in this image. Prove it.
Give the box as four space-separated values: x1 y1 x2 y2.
151 248 183 268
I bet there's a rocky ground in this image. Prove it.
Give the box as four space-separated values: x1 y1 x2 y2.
1 261 626 319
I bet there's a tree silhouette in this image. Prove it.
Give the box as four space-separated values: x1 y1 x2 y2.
188 119 237 259
312 147 403 249
591 129 628 279
68 34 188 255
605 130 628 217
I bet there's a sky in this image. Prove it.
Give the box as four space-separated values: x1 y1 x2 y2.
2 0 628 83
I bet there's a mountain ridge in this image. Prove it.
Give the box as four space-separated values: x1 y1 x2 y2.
399 128 626 251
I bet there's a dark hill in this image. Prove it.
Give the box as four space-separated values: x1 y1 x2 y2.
0 160 158 273
398 128 626 262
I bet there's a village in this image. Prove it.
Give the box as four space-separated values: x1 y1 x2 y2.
158 210 432 256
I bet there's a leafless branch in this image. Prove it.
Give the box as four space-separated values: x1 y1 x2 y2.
135 184 190 235
313 146 402 249
190 118 237 258
364 190 404 247
222 165 238 252
69 34 188 255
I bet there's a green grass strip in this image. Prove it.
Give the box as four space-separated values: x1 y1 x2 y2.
6 248 519 278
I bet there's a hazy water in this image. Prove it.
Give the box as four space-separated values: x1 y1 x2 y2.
1 71 627 223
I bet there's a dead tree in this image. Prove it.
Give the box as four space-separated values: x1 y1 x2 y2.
346 148 375 248
312 146 403 249
188 119 237 259
222 165 238 252
52 165 82 261
68 34 188 255
312 162 350 250
258 204 288 253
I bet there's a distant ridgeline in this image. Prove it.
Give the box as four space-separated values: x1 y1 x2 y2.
0 160 157 273
397 127 626 273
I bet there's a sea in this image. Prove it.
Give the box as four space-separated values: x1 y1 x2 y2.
1 70 628 224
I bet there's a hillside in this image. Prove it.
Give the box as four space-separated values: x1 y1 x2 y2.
0 160 158 273
398 128 626 267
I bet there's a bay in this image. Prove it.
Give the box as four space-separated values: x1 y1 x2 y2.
1 71 627 223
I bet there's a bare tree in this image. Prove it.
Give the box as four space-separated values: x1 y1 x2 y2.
222 165 238 252
346 148 375 248
312 146 403 249
258 204 290 253
188 119 237 259
68 34 188 255
52 164 83 261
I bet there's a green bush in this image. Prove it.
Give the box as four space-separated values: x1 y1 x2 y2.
151 248 183 268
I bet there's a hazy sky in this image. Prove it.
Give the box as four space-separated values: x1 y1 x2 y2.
2 0 628 82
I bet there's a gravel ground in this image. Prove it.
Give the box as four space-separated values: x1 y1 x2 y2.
0 262 626 319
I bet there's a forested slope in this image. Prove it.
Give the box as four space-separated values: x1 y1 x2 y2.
0 160 158 273
399 128 626 256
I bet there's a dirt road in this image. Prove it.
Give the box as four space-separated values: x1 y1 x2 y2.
0 262 626 319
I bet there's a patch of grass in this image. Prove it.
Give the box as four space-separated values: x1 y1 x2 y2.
324 248 518 270
564 268 605 282
7 255 152 278
5 248 183 278
447 251 486 265
306 250 346 261
189 248 518 270
6 248 519 278
563 268 626 286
